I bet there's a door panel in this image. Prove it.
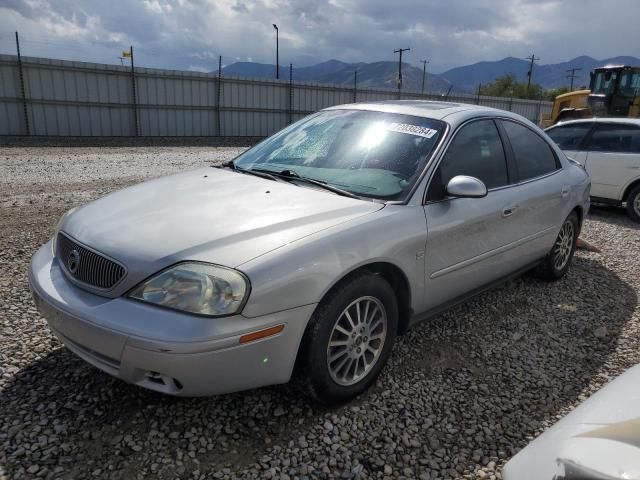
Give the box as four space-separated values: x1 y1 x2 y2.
584 123 640 200
500 119 567 256
586 152 640 200
512 172 568 259
423 186 526 310
422 118 521 310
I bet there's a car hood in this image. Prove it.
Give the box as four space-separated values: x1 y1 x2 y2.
61 167 383 296
503 364 640 480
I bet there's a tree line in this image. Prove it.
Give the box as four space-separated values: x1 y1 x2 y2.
478 74 572 101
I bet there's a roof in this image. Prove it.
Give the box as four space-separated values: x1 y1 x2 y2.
594 64 640 70
552 117 640 128
325 100 517 122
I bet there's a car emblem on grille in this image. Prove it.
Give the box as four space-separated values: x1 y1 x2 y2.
67 249 80 274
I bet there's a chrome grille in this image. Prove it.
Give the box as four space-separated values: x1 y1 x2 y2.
57 233 126 290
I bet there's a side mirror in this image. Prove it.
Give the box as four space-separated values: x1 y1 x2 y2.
446 175 488 198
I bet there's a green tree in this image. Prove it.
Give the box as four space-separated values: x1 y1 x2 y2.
478 74 543 100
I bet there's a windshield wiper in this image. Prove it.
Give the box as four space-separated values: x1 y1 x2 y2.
217 161 279 182
250 168 363 200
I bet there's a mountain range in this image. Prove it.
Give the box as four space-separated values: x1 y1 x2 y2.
222 55 640 93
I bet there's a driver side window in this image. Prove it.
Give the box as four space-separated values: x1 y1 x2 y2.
427 119 508 201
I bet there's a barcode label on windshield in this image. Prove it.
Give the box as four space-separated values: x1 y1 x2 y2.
386 123 438 139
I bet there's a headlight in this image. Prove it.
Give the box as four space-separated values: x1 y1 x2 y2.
129 262 249 317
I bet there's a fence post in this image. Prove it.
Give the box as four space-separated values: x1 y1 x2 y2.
129 46 139 136
508 97 513 112
288 64 293 125
15 32 30 136
353 71 357 103
216 56 222 136
476 83 481 105
535 97 542 125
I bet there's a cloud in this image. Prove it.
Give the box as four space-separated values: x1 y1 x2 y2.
0 0 638 73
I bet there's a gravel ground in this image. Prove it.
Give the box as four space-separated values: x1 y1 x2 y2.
1 146 639 480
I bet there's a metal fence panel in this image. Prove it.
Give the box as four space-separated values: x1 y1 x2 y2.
0 54 553 137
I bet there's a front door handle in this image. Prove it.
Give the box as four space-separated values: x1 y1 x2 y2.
502 205 518 217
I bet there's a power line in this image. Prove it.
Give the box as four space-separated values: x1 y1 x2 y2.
566 67 582 90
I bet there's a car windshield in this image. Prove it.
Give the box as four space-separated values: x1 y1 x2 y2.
233 109 446 200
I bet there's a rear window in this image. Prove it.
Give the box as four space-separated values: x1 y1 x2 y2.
502 121 559 181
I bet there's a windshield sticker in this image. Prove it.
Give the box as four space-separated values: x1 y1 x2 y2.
386 123 438 139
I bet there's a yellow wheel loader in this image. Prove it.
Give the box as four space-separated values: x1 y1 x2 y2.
542 65 640 127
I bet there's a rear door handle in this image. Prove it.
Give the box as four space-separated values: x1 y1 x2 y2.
561 185 570 197
502 205 518 217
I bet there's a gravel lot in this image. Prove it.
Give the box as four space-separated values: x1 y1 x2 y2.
1 146 639 480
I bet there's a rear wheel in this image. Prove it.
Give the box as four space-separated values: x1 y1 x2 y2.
535 212 579 281
626 184 640 223
299 272 398 405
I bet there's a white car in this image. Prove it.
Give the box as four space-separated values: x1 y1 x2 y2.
546 118 640 222
503 364 640 479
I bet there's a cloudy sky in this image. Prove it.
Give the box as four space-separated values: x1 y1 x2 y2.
0 0 638 73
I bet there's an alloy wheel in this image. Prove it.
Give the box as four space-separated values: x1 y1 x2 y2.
326 296 387 386
553 220 575 270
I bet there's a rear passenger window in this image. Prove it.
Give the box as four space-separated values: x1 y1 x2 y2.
586 124 640 153
427 119 508 200
502 121 559 181
546 123 592 150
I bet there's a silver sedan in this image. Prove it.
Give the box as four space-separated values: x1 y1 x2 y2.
30 101 590 404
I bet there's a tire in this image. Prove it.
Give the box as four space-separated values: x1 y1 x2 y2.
535 211 579 281
298 272 398 405
626 184 640 223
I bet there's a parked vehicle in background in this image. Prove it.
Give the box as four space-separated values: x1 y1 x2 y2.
503 364 640 480
30 101 590 405
540 89 591 128
589 65 640 118
546 118 640 222
541 65 640 127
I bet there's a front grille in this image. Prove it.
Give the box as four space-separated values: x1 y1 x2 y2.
57 233 126 290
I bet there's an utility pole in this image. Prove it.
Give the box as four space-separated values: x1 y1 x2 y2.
420 59 429 94
121 46 138 135
217 55 222 136
15 32 30 135
525 53 540 97
272 24 279 80
288 63 293 124
394 47 410 99
353 70 357 103
566 67 582 91
129 46 139 136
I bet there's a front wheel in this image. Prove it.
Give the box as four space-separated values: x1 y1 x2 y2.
298 272 398 405
626 184 640 223
535 212 579 281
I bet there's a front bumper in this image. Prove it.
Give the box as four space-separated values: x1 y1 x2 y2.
29 242 315 396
